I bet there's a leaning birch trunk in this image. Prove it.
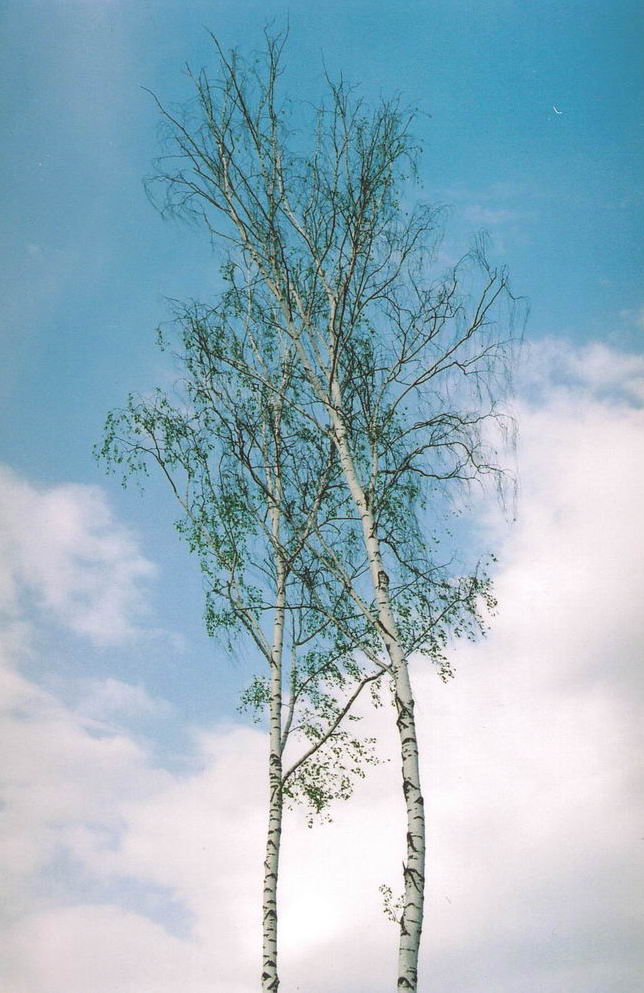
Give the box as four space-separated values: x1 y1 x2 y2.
330 391 425 992
262 518 286 991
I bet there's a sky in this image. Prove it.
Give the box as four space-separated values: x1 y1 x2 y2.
1 1 642 991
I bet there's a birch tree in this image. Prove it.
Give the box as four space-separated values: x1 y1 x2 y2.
142 30 521 990
98 288 386 991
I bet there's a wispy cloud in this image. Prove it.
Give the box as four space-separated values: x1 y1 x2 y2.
619 303 644 334
462 203 530 226
519 337 644 404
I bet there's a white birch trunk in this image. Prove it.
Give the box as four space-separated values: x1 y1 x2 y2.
262 513 286 991
261 669 283 991
330 389 425 992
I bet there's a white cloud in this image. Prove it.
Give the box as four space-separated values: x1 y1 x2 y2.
1 339 643 991
0 655 266 990
0 466 156 644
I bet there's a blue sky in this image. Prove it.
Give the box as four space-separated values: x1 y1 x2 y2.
3 0 641 477
2 0 642 717
1 2 643 991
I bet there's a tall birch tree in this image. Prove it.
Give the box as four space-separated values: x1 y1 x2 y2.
142 30 521 991
98 289 386 991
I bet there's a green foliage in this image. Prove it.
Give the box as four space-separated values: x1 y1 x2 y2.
284 727 380 827
238 675 271 723
379 883 404 925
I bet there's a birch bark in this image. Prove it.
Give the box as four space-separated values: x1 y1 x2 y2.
261 564 285 991
262 461 286 991
329 385 425 991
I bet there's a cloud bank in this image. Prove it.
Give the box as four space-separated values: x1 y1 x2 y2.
1 339 642 992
